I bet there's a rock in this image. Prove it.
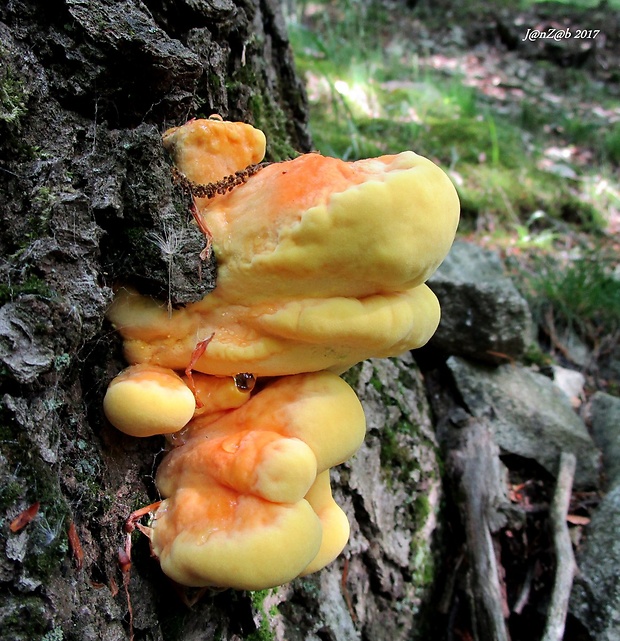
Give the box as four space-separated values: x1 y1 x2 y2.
570 483 620 640
563 330 591 368
551 365 585 408
428 240 534 364
446 356 600 488
589 392 620 488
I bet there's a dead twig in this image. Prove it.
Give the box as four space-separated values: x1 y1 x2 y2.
185 334 215 408
340 557 357 623
541 451 577 641
512 562 535 615
445 417 511 641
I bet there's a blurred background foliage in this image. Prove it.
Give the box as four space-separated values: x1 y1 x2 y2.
284 0 620 378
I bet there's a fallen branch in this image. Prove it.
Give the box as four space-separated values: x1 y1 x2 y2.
444 415 511 641
541 451 577 641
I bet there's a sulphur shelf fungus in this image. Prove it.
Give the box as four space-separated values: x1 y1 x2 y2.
106 366 365 589
104 116 459 591
107 117 459 377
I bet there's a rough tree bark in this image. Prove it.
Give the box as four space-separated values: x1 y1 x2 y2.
0 1 441 640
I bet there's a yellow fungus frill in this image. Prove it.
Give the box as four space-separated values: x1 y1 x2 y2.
148 371 365 589
107 120 459 377
103 364 195 437
202 151 459 303
162 116 266 185
103 117 460 591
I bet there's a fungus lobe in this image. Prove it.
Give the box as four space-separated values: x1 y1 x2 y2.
103 117 459 590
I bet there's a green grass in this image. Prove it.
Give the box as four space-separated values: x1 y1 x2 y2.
287 0 620 375
604 122 620 164
287 0 619 234
519 250 620 349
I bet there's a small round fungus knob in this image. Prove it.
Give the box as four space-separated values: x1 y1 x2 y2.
104 364 196 437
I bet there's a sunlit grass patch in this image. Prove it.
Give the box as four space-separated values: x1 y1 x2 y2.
287 0 620 244
457 163 606 231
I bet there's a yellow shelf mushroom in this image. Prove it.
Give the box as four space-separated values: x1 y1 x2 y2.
104 117 459 591
108 118 459 377
105 367 365 589
103 364 196 437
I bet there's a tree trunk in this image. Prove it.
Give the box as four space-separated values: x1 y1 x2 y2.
0 2 441 639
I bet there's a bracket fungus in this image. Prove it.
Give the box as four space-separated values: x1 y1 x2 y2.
103 364 196 438
148 371 365 589
104 116 459 591
108 117 459 377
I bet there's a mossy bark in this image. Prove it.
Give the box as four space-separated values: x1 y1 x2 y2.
0 1 308 638
0 2 439 639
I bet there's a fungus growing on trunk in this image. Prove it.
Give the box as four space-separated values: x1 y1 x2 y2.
104 117 459 591
138 370 365 589
108 119 459 376
103 364 196 437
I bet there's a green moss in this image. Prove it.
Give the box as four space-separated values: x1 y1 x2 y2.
0 275 52 305
249 93 297 161
225 59 299 161
249 588 271 608
0 68 28 126
522 343 553 368
369 375 383 392
32 186 56 214
604 121 620 164
208 72 222 91
380 418 421 486
20 186 57 243
339 363 361 389
22 505 70 581
297 576 321 598
0 595 49 640
53 353 71 371
0 406 71 583
20 464 70 583
247 589 278 641
0 478 23 505
410 534 435 587
363 359 440 605
73 460 104 518
359 360 433 489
